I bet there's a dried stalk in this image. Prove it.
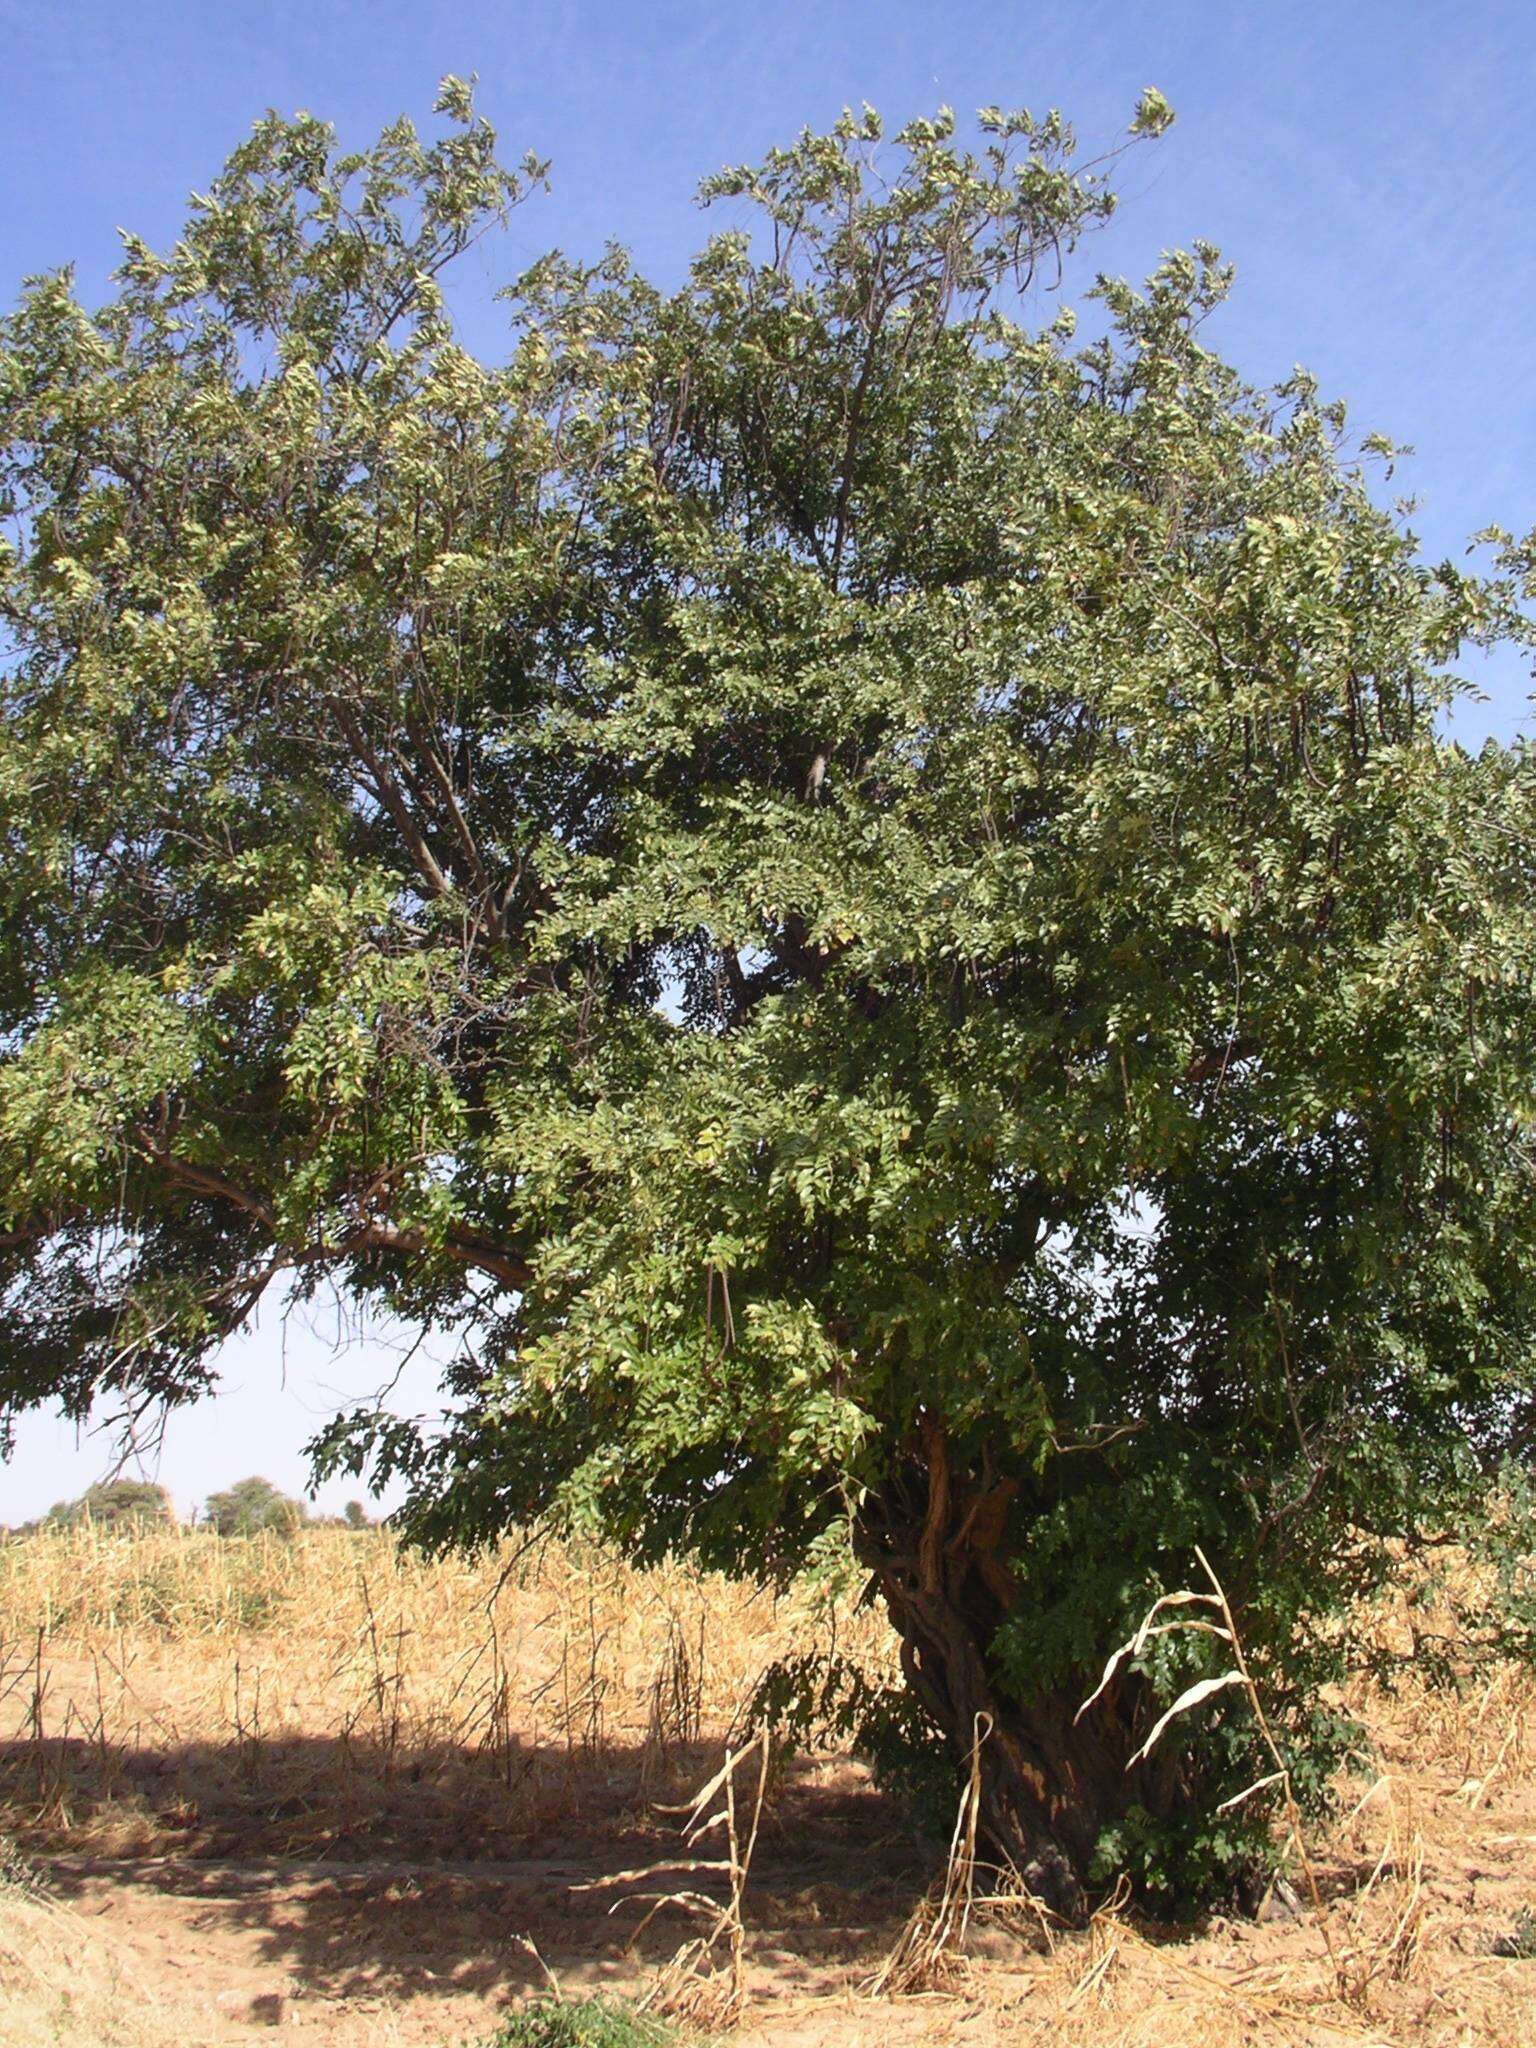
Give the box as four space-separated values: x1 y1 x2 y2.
865 1710 991 1997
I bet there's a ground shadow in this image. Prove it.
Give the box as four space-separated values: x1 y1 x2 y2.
4 1731 934 2011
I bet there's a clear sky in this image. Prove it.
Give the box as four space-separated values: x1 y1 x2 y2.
3 0 1532 1522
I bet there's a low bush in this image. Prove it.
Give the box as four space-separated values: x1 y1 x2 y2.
482 1995 676 2048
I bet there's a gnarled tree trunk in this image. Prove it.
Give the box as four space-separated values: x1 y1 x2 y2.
856 1419 1178 1920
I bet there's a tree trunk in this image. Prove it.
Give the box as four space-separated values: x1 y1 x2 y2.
856 1420 1174 1921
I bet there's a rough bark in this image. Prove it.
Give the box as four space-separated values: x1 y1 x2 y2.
855 1418 1176 1920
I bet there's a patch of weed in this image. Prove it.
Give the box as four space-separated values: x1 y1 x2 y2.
481 1994 678 2048
1492 1908 1536 1960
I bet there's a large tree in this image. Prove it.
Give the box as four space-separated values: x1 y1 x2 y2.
3 83 1534 1907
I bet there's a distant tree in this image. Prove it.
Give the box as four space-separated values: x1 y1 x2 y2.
202 1477 306 1539
342 1500 371 1530
46 1479 174 1529
2 83 1535 1911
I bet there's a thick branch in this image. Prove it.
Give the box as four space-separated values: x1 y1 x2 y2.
345 1217 531 1293
332 701 457 906
133 1137 532 1294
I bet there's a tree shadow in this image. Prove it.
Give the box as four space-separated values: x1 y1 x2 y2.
3 1730 932 2010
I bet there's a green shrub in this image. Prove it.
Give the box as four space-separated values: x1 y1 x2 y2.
481 1997 675 2048
1492 1909 1536 1961
0 1836 40 1895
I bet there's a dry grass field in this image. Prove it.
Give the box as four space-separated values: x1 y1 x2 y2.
1 1523 1534 2047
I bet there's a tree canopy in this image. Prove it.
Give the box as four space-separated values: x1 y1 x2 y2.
44 1478 174 1530
202 1475 306 1538
2 82 1534 1906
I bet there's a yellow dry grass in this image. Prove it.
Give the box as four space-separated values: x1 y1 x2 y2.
0 1522 897 1858
0 1524 1532 2048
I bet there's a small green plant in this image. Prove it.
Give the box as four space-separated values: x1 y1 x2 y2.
0 1835 40 1896
1492 1908 1536 1961
482 1996 676 2048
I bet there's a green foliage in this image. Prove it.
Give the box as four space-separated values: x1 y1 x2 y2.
3 80 1535 1904
202 1476 306 1539
480 1997 675 2048
46 1479 174 1529
746 1647 954 1838
1087 1696 1356 1911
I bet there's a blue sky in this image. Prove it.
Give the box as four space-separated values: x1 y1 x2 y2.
3 0 1533 1520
